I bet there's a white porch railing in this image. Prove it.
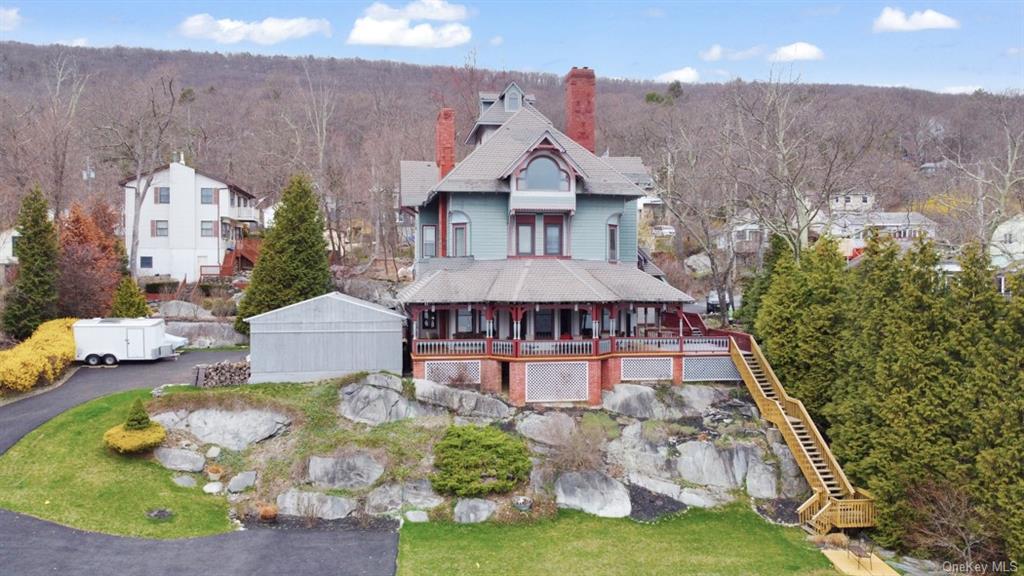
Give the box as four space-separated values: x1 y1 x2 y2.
492 340 515 356
414 339 486 356
683 337 730 352
598 339 613 354
519 339 595 357
615 338 681 353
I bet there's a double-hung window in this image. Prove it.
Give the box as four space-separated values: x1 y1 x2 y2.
421 225 436 258
516 215 534 256
452 223 468 257
153 220 169 237
543 216 563 256
607 224 619 262
155 187 170 204
201 221 215 237
201 188 215 204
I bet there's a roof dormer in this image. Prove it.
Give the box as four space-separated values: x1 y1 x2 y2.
504 84 523 112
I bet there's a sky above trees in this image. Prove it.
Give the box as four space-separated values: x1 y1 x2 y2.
1 1 1020 94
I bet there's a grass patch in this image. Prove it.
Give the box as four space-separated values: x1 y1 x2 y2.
398 505 834 576
580 412 620 440
0 389 231 538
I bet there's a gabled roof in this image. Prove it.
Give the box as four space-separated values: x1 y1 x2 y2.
119 163 254 198
603 156 655 189
245 292 405 322
400 161 439 208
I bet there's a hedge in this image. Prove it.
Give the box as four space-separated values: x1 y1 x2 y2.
431 425 532 497
103 423 166 454
0 318 77 392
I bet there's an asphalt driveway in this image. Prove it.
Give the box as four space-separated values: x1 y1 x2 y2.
0 351 400 576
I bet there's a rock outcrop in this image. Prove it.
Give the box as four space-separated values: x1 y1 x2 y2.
339 373 443 426
555 471 631 518
454 498 497 523
154 447 205 472
276 489 357 520
306 452 385 490
516 412 576 446
414 379 512 419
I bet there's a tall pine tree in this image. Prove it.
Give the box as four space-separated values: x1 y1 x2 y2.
235 175 330 335
2 187 59 339
754 248 806 388
735 234 788 336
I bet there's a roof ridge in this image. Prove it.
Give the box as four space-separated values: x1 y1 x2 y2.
432 106 536 196
558 260 605 300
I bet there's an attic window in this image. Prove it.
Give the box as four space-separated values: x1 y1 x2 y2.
505 90 522 112
517 156 570 192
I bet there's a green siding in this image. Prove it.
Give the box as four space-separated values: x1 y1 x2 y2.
448 193 509 260
571 196 636 261
620 200 638 263
416 198 438 261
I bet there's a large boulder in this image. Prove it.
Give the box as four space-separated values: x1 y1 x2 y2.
339 373 443 426
401 479 444 509
365 479 444 515
276 489 357 520
674 441 734 488
154 448 205 472
627 473 732 508
414 379 512 419
555 471 631 518
307 452 385 490
602 384 682 420
165 321 246 347
673 385 729 414
771 441 810 499
158 300 215 319
516 412 576 446
160 409 290 451
454 498 497 523
744 458 778 500
227 471 257 494
365 483 403 515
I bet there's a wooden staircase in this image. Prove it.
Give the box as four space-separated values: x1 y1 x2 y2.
729 336 876 534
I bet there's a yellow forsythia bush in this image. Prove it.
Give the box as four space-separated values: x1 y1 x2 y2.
103 423 167 454
0 318 77 393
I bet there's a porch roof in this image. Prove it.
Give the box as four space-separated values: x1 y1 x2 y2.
397 259 694 305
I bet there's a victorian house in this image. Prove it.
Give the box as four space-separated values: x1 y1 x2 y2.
397 68 747 407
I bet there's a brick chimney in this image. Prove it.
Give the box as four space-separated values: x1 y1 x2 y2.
565 67 596 153
435 108 456 179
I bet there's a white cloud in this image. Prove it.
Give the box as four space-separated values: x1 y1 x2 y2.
1007 47 1022 57
0 7 22 31
178 13 332 45
57 37 88 47
489 35 503 46
699 43 762 62
939 85 982 95
768 42 825 62
347 0 472 48
655 67 700 83
643 7 666 19
872 7 959 32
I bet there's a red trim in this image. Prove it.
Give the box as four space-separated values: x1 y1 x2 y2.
438 193 448 257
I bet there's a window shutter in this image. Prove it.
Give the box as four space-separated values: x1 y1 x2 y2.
153 187 158 204
150 220 157 236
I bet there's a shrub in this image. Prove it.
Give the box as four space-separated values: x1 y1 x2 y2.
124 398 152 430
103 423 166 454
550 425 605 472
110 277 150 318
202 298 237 317
431 425 531 497
0 318 76 393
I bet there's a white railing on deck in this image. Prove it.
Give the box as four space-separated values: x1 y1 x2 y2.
598 339 612 354
519 339 594 357
492 340 514 356
615 338 680 353
414 339 486 356
683 337 730 352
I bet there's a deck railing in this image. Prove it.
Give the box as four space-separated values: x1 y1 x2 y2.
411 335 736 359
682 337 730 352
414 339 486 356
615 337 680 353
519 339 595 357
491 340 515 356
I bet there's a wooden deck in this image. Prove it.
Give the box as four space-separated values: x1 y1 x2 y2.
822 550 900 576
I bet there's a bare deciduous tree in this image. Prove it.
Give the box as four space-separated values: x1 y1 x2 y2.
37 52 88 218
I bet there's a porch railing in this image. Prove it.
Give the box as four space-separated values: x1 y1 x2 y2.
414 339 486 356
598 338 613 354
519 339 595 357
491 340 515 356
682 337 730 352
614 337 680 353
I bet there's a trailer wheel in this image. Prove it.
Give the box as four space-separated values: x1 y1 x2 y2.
85 354 101 366
102 354 118 366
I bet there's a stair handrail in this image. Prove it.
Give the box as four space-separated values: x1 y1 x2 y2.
747 337 856 497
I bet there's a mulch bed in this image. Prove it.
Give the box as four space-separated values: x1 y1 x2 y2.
241 514 399 532
628 484 687 522
754 498 801 525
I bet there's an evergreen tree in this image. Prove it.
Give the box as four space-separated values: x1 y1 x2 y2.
123 398 152 431
109 277 150 318
2 187 59 339
58 204 121 318
735 234 788 335
754 248 806 386
826 232 903 483
790 236 848 423
235 175 330 335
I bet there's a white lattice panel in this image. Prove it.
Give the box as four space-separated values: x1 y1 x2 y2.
525 361 589 403
425 360 481 385
682 357 742 382
621 357 674 382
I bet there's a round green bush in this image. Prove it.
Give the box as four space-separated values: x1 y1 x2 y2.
430 425 532 497
103 423 166 454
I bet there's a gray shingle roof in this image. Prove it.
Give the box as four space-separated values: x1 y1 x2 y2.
400 160 438 208
398 259 693 304
603 156 654 189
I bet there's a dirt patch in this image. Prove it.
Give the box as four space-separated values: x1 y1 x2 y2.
754 497 801 525
628 483 687 522
147 390 302 424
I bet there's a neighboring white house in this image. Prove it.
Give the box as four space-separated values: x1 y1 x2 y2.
122 158 259 280
816 211 938 258
990 214 1024 269
0 227 19 277
830 192 876 214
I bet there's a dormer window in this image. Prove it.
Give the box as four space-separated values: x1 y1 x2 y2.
505 89 522 112
516 156 570 191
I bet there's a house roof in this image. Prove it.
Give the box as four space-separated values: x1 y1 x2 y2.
832 211 938 229
397 259 694 304
602 156 655 189
400 161 439 209
637 247 666 279
245 292 406 323
119 163 254 198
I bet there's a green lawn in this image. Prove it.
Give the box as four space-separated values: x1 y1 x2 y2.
399 506 835 576
0 389 231 538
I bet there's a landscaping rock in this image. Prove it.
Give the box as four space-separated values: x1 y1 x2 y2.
203 481 224 494
154 448 206 472
745 457 778 500
516 412 576 446
673 385 729 414
227 471 257 493
454 498 497 523
404 510 429 523
171 474 197 488
366 483 403 515
276 489 357 520
159 300 214 319
601 384 682 420
166 321 246 347
529 458 557 495
151 410 189 430
555 471 631 518
194 361 251 388
414 379 512 419
339 373 443 426
402 479 444 509
205 446 222 460
307 452 385 490
771 441 810 499
674 441 736 488
184 409 290 451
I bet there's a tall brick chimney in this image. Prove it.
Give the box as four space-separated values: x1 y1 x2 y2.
565 67 596 153
435 108 456 179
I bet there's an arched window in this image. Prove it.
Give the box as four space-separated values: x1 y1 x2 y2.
607 213 621 262
517 156 570 192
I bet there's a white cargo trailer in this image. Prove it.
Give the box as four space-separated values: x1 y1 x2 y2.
73 318 188 366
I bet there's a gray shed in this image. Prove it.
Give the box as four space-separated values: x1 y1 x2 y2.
246 292 405 384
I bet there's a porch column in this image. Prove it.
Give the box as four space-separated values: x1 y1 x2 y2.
677 304 685 351
411 305 420 340
591 303 600 354
485 304 494 355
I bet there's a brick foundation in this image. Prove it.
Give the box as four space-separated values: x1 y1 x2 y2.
509 362 526 407
673 356 683 385
587 360 603 406
602 357 621 389
412 360 425 379
480 359 501 395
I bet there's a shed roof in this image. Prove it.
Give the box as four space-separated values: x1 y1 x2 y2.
397 259 693 304
245 292 406 323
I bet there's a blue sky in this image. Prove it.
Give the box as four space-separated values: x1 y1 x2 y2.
1 1 1021 93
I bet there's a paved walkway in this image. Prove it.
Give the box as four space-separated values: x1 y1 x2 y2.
0 352 399 576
